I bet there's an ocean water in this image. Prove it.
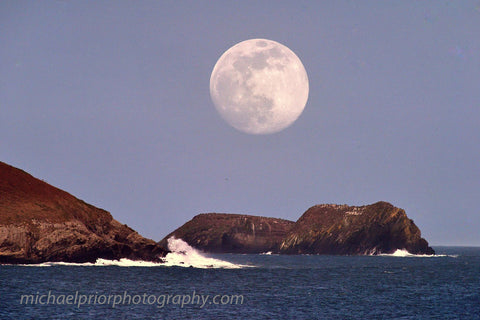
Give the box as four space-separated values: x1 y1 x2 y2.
1 240 479 320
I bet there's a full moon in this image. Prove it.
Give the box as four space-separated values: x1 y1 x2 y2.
210 39 309 134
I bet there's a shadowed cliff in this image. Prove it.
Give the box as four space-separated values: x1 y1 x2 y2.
159 213 295 253
0 161 167 264
279 202 434 255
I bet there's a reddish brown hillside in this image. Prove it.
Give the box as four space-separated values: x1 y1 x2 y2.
0 161 167 264
0 162 110 225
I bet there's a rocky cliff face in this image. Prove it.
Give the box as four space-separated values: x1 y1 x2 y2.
279 201 434 255
158 213 295 253
161 202 434 255
0 161 167 264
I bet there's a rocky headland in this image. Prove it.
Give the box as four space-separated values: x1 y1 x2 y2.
159 213 294 253
161 202 434 255
279 201 434 255
0 161 167 264
1 161 435 263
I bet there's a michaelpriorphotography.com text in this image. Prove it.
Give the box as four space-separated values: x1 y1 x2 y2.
20 290 244 309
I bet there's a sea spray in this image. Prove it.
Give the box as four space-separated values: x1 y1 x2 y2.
163 237 247 269
19 237 249 268
378 249 455 258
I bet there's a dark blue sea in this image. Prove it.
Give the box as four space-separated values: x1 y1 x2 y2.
1 245 479 320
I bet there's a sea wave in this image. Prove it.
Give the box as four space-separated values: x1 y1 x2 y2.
17 237 248 269
162 237 248 269
378 249 456 258
26 259 164 267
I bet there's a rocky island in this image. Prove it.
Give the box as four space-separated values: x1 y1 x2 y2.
279 202 434 255
1 161 435 263
161 202 434 255
0 161 167 264
159 213 294 253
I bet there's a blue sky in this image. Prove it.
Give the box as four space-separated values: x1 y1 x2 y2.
1 1 479 245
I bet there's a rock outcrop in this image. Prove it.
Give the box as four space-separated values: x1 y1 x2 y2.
279 201 434 255
0 161 167 264
161 202 434 255
158 213 295 253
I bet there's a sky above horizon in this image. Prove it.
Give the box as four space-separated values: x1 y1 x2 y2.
1 1 479 246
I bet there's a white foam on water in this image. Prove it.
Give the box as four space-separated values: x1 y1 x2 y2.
378 249 455 258
19 259 164 267
162 237 248 269
14 238 249 268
